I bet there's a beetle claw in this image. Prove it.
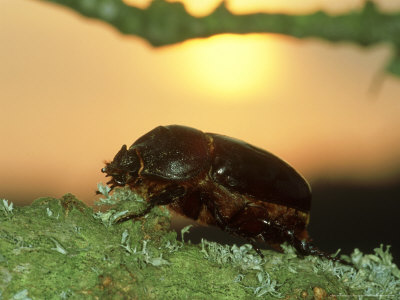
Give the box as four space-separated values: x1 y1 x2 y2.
298 240 353 266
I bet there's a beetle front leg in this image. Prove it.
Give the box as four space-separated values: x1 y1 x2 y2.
114 186 186 223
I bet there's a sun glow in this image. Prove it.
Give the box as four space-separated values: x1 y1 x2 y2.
122 1 281 102
178 34 280 101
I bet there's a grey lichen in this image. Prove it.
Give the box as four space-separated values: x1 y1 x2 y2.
0 187 399 299
1 198 14 219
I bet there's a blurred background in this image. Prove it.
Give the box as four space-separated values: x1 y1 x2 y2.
1 0 400 263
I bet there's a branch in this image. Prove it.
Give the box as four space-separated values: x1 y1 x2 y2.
1 191 399 298
38 0 400 76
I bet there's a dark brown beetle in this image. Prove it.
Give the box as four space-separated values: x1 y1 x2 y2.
100 125 343 262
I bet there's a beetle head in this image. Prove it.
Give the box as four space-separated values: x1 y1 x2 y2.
101 145 141 189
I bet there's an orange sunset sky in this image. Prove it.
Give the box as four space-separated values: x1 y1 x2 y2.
1 0 400 205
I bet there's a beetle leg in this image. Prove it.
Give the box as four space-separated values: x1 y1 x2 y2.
114 203 156 223
259 218 308 254
211 205 229 229
201 195 232 232
295 240 352 265
203 198 266 257
247 238 265 258
114 185 186 223
258 219 350 265
151 185 186 206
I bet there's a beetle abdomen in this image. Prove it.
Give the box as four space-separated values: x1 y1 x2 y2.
208 133 311 212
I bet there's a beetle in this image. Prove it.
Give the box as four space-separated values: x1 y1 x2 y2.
100 125 344 262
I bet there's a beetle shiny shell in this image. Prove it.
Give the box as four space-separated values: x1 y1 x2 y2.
101 125 341 262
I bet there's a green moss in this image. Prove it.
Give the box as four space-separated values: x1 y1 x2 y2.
1 190 399 299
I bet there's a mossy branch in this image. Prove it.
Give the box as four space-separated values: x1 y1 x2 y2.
1 189 400 298
38 0 400 76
